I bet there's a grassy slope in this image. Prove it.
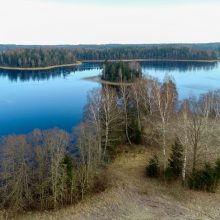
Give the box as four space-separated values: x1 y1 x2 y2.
10 146 220 220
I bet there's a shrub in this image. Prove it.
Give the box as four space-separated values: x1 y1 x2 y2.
215 159 220 179
146 155 160 178
188 163 218 192
93 168 109 193
164 167 176 181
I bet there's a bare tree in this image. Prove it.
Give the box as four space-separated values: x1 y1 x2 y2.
120 84 132 145
152 75 177 170
0 135 32 211
84 86 121 160
129 78 153 136
43 129 70 209
187 92 220 172
177 91 220 180
28 129 51 210
176 100 190 185
101 86 121 159
76 123 99 199
0 129 78 211
84 89 103 161
131 81 142 132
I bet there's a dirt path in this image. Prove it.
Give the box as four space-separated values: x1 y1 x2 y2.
16 147 220 220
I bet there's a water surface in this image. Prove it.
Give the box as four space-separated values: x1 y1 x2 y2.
0 61 219 136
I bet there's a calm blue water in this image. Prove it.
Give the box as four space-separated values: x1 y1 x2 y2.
142 61 220 100
0 61 219 136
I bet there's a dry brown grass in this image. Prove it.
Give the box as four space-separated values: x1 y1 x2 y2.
2 145 220 220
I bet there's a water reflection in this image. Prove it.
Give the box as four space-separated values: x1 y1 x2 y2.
0 61 220 136
0 62 102 82
0 61 217 82
141 61 218 72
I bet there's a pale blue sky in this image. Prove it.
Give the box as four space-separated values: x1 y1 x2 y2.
0 0 219 44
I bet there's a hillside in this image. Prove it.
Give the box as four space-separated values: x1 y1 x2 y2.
14 146 220 220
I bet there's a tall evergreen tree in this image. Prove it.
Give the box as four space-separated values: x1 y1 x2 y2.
168 137 184 176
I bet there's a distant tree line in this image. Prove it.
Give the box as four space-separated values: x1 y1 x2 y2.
73 47 217 61
0 48 76 68
1 43 220 53
0 46 217 68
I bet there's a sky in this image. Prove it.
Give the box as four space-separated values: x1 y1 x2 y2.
0 0 220 45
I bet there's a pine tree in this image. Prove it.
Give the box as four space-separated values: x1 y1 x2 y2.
146 155 160 178
168 137 184 177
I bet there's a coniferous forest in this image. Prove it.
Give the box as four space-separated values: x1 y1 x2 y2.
0 48 76 68
0 46 218 68
101 61 142 82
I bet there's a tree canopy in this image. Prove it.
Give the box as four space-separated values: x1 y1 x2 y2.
0 48 76 68
101 61 142 82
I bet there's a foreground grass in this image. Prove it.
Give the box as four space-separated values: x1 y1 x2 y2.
3 146 220 220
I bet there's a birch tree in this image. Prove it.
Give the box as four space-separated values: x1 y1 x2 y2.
152 75 177 170
120 84 132 145
76 123 99 199
43 129 70 209
84 89 103 161
176 100 190 185
129 78 152 144
101 86 121 159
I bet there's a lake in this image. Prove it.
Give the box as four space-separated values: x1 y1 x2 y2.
0 61 219 136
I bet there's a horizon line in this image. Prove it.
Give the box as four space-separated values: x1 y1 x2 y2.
1 42 220 46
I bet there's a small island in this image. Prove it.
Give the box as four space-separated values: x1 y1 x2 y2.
101 61 142 83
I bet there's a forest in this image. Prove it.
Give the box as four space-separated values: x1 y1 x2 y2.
0 48 76 68
0 46 218 68
73 46 218 61
1 63 220 215
1 43 220 52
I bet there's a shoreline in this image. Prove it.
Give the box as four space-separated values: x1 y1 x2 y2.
0 61 82 71
0 59 219 71
81 59 220 63
83 76 134 86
